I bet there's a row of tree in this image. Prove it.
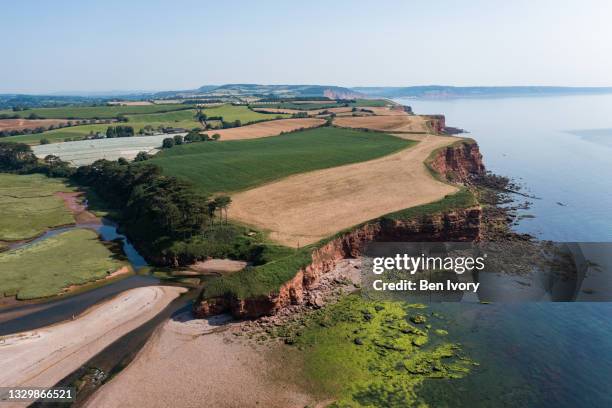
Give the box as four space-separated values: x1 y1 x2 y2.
1 140 234 263
106 125 134 138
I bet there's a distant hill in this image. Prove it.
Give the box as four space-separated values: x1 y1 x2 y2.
352 86 612 99
154 84 364 99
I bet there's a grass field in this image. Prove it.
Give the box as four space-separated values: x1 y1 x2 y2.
250 102 343 110
0 104 190 119
150 127 412 194
0 229 124 299
0 174 75 241
125 109 201 128
2 109 203 144
202 104 289 123
352 98 390 107
2 124 110 144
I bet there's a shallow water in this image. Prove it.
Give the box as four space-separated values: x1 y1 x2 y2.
1 219 151 333
394 95 612 407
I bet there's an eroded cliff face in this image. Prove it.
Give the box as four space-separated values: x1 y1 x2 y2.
424 114 446 133
428 141 485 183
194 140 485 319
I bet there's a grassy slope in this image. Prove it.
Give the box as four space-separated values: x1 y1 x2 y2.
202 104 289 123
0 174 76 241
0 229 124 299
0 104 189 119
151 127 414 194
2 109 203 144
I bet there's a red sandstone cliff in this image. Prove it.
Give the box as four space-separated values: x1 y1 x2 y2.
194 139 486 319
428 140 485 183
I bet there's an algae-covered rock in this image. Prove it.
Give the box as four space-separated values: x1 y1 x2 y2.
286 296 476 408
410 314 427 324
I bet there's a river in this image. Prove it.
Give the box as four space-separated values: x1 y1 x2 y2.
395 94 612 407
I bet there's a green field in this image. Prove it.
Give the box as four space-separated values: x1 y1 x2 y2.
202 104 288 123
352 98 390 107
250 102 343 110
125 109 201 127
2 124 109 144
0 104 190 119
0 174 75 241
250 99 390 110
150 127 414 194
0 229 124 299
3 109 203 144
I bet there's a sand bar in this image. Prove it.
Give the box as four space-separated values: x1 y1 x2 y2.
0 286 186 391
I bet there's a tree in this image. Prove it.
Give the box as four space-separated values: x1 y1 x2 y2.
185 130 202 142
39 138 50 144
233 119 242 127
106 127 116 138
211 133 221 141
134 151 151 162
0 142 38 171
162 137 175 148
118 157 129 165
213 195 231 224
174 135 184 145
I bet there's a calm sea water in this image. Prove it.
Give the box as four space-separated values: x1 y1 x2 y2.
396 94 612 241
394 95 612 407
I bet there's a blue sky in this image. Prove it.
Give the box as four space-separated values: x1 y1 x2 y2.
1 0 611 93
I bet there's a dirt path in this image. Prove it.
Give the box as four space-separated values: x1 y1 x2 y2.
0 286 185 393
86 313 314 408
230 134 460 247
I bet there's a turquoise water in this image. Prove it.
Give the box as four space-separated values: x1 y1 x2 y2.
394 95 612 407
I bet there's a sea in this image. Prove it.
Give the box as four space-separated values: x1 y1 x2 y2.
393 94 612 407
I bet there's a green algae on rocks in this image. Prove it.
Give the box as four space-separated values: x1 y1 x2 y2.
277 295 477 407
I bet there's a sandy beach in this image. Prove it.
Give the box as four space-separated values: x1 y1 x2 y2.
86 313 314 408
0 286 185 392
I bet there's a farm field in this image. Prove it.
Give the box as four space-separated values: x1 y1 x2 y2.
0 174 75 242
0 229 124 300
202 104 289 123
230 134 459 246
33 134 182 165
334 114 429 133
3 110 202 145
250 102 343 110
150 127 413 194
202 118 325 140
0 104 189 119
0 118 67 132
251 106 353 116
124 109 201 128
2 124 110 144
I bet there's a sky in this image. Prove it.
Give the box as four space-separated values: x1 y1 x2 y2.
1 0 612 93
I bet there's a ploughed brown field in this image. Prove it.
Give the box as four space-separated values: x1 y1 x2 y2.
203 117 326 140
333 113 429 133
230 133 459 247
0 118 68 132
